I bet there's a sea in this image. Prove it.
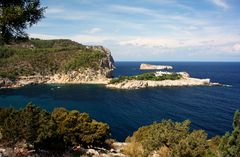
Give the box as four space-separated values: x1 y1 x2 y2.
0 62 240 141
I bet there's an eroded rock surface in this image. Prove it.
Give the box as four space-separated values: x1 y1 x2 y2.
107 71 219 90
140 63 173 70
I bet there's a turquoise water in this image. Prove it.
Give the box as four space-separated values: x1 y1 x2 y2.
0 62 240 141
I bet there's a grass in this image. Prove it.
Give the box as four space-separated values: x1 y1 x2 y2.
109 72 182 84
0 39 107 79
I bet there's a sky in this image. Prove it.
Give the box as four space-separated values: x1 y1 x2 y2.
28 0 240 61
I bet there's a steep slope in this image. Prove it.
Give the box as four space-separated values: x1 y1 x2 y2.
0 39 115 88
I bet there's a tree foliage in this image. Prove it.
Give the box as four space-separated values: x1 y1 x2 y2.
51 108 110 146
0 104 110 151
124 111 240 157
233 110 240 128
218 110 240 157
0 0 46 43
124 120 208 157
0 39 107 79
1 104 239 156
110 72 181 84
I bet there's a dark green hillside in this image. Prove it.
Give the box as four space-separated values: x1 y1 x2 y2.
0 39 109 79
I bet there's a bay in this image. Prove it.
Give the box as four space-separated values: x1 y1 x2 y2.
0 62 240 141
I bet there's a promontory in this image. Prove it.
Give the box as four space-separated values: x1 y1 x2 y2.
0 39 115 89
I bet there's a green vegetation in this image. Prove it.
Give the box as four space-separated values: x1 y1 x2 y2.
64 49 106 71
123 110 240 157
123 120 208 157
218 110 240 157
0 104 239 156
0 39 108 79
0 104 110 151
0 0 46 43
110 72 182 84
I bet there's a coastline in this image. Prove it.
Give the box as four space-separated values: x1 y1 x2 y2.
0 75 111 89
0 76 221 90
106 77 220 90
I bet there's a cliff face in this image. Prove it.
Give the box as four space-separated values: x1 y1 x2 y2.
0 39 115 88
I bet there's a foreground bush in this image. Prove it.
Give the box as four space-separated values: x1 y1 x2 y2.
123 111 240 157
123 120 208 157
0 104 110 151
218 110 240 157
0 104 239 157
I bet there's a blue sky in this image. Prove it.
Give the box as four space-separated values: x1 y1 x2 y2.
28 0 240 61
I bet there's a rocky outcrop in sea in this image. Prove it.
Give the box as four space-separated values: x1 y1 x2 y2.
140 63 173 70
107 71 220 90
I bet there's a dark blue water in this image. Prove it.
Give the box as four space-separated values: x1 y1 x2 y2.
0 62 240 141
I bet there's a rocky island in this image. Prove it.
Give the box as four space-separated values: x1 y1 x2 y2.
107 71 219 89
0 39 115 89
140 63 173 70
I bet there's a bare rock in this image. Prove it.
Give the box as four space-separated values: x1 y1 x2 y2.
0 77 14 88
107 71 215 90
140 64 173 70
86 149 100 156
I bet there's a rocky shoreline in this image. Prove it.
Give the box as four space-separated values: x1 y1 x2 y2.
107 72 221 90
0 71 221 90
0 141 128 157
0 68 112 89
106 78 216 90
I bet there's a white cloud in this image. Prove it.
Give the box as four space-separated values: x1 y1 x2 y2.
110 5 154 14
30 32 240 51
88 28 102 34
118 37 179 48
29 31 240 61
233 43 240 51
118 34 240 49
210 0 229 10
47 7 65 14
109 4 176 20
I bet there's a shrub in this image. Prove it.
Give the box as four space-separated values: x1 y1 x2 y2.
31 39 56 48
218 110 240 157
0 39 108 78
109 76 132 84
64 50 106 71
0 47 15 58
109 72 182 84
122 142 144 157
123 120 208 157
52 109 110 147
0 104 110 150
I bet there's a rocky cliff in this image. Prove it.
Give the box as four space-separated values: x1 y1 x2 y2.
0 39 115 88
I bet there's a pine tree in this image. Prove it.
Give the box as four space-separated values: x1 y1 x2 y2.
0 0 46 43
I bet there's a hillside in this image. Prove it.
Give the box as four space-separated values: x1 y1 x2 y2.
0 39 115 88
